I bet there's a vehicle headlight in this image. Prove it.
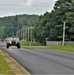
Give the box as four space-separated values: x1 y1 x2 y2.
10 41 11 44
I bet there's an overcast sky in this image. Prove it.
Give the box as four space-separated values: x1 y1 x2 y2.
0 0 57 17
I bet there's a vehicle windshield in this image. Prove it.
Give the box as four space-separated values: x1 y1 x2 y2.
7 37 19 41
13 38 19 41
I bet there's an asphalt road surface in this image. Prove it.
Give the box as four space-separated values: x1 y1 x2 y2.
0 41 74 75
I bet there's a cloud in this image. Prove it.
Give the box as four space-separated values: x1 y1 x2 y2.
20 0 33 8
25 0 32 5
0 0 56 17
0 0 2 1
19 0 55 15
0 11 17 17
54 0 58 1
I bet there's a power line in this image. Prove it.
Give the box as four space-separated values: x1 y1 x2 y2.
0 4 70 8
0 4 53 7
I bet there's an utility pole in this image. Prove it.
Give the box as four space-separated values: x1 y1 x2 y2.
20 29 22 40
23 29 24 41
28 28 29 41
27 27 34 41
22 29 26 41
16 31 18 37
63 22 65 46
30 27 33 42
45 38 48 46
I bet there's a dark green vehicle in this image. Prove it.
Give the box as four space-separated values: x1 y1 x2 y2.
6 37 20 48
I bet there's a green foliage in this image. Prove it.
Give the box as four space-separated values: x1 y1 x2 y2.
0 14 39 38
34 0 74 43
1 0 74 43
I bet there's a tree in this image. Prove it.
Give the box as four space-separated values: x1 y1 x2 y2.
0 26 5 38
0 14 39 38
34 0 74 43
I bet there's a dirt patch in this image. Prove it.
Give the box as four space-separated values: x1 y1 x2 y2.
0 49 31 75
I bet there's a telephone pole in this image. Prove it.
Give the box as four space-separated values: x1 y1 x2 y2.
63 22 65 46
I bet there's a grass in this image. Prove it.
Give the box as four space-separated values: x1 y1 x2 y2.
24 45 74 52
20 40 44 46
0 50 15 75
20 41 74 52
47 45 74 52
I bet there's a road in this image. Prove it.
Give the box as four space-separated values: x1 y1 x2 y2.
0 41 74 75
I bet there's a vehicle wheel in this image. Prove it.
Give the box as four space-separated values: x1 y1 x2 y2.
17 46 20 48
7 45 9 48
17 44 20 48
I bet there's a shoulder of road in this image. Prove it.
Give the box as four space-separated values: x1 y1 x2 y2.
0 49 31 75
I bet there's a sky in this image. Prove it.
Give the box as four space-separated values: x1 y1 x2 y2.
0 0 57 17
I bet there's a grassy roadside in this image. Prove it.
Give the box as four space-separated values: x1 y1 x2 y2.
0 49 15 75
20 41 44 46
0 49 31 75
22 45 74 52
20 41 74 52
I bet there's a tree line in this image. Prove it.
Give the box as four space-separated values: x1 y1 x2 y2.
0 0 74 44
34 0 74 43
0 14 39 39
